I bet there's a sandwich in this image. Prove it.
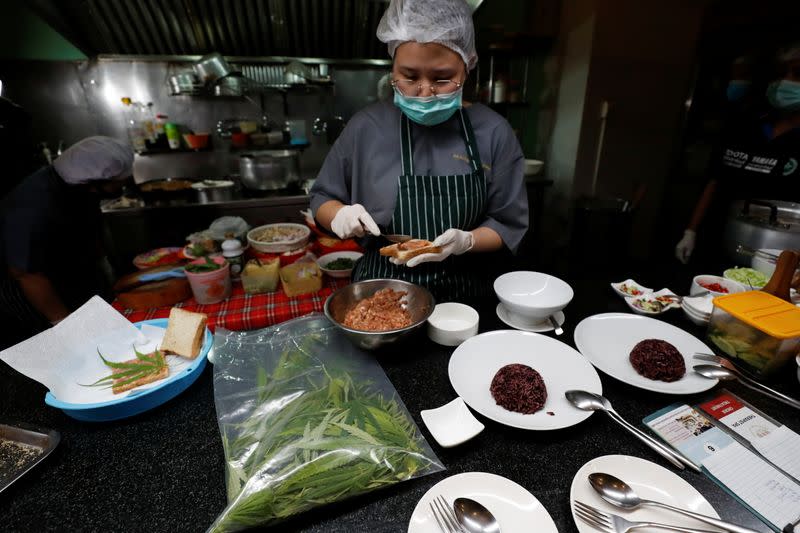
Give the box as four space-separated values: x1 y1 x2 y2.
160 308 208 359
379 239 442 261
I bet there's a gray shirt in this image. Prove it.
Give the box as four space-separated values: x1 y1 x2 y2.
310 101 528 253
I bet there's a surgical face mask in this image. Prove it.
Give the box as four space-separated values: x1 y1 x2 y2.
726 79 751 102
393 88 462 126
767 80 800 111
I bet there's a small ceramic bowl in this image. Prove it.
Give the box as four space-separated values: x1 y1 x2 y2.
624 289 679 316
427 303 479 346
317 251 363 278
420 397 484 448
610 279 652 298
690 275 745 296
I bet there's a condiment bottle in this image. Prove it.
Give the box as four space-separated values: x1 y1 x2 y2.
222 238 244 280
165 122 181 150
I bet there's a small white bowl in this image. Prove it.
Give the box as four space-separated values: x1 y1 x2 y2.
494 271 573 321
420 397 485 448
427 303 479 346
317 251 363 278
683 294 713 317
690 275 745 296
610 279 652 299
751 248 782 277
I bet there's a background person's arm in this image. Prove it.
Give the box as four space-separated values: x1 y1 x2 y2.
687 179 718 232
9 267 69 323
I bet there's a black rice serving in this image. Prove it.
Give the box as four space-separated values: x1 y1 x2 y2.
490 364 547 414
629 339 686 382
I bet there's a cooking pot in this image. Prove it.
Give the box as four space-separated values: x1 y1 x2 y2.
723 199 800 264
239 150 300 191
194 53 236 84
190 179 236 203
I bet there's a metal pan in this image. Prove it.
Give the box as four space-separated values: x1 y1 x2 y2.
0 424 60 493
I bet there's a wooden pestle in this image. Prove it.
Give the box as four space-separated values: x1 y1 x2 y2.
761 250 800 302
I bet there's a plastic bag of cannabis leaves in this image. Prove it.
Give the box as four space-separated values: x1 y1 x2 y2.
207 313 443 532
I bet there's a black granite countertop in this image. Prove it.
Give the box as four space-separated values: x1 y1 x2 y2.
2 269 799 533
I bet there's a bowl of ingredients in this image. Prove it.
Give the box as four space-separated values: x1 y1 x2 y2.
427 302 479 346
724 267 770 288
610 279 652 298
494 271 573 322
691 275 745 296
184 256 231 304
324 279 435 350
247 223 310 253
317 251 363 278
751 248 783 277
625 291 678 316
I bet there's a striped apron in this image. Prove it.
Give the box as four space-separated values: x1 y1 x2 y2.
353 109 488 302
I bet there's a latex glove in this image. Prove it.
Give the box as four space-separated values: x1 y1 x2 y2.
330 204 380 239
675 229 696 264
391 228 474 268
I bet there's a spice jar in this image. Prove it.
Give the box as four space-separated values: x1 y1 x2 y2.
222 238 244 280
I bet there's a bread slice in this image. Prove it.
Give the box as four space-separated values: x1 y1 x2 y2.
160 308 208 359
379 239 442 261
111 358 169 394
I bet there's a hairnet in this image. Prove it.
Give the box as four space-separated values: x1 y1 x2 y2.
53 136 133 185
376 0 478 70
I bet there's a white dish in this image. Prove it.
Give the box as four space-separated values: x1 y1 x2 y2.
317 251 363 278
523 158 544 176
569 454 719 533
610 279 652 299
691 274 745 296
494 271 573 321
683 293 714 316
496 304 565 333
427 303 479 346
573 313 718 394
625 289 680 316
449 330 602 430
682 306 710 326
420 397 484 448
408 472 558 533
247 223 310 253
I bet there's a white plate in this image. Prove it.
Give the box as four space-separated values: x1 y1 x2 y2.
408 472 558 533
610 279 652 299
448 330 602 430
496 304 565 332
570 455 719 533
574 313 717 394
420 397 484 448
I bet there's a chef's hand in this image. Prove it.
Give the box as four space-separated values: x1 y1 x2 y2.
330 204 380 239
675 229 696 264
391 228 474 267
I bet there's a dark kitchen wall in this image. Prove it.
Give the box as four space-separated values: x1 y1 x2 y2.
0 1 86 60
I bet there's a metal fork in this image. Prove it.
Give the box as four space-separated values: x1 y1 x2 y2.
430 495 465 533
694 353 800 410
573 501 719 533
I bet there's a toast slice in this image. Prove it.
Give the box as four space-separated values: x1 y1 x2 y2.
160 308 208 359
379 239 442 261
111 358 170 394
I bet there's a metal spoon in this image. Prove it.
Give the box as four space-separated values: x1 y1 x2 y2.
693 364 800 410
548 315 563 336
454 498 501 533
588 472 760 533
384 233 412 243
565 390 699 472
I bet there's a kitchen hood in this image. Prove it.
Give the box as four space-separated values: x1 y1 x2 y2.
27 0 396 59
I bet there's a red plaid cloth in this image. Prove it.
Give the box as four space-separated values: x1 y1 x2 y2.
112 278 350 332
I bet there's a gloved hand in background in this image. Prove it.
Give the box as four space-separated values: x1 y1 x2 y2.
330 204 380 240
390 228 474 267
675 229 696 264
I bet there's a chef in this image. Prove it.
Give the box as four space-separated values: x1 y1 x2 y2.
310 0 528 301
676 45 800 264
0 136 133 348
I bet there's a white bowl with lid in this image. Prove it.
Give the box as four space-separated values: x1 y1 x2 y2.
494 271 574 321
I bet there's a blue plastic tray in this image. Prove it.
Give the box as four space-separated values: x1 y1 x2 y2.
44 319 212 422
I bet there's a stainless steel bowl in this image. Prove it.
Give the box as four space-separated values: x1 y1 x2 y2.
324 279 435 350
